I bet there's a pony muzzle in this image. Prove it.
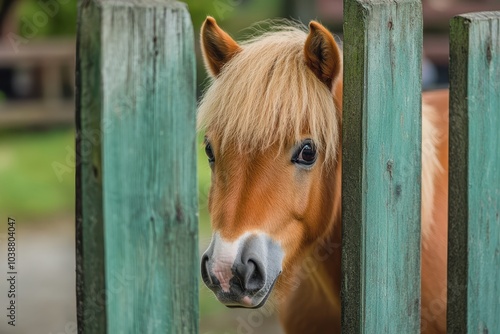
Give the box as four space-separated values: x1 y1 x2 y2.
201 232 284 308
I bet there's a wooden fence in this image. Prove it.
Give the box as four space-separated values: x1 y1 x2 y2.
447 11 500 333
342 0 423 332
75 0 499 333
342 1 500 333
76 1 197 333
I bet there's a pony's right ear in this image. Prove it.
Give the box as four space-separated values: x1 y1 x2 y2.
201 16 242 77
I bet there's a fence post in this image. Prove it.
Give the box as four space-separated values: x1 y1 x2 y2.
342 0 422 332
447 11 500 334
75 1 198 333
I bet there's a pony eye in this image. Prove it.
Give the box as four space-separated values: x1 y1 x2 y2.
292 140 317 166
205 142 215 163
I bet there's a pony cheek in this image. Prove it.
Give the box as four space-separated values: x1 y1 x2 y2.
291 169 315 218
207 188 226 231
207 186 213 214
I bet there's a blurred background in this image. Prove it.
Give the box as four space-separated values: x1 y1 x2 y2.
0 0 499 333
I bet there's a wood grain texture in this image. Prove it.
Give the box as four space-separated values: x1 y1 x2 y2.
76 1 106 332
447 11 500 334
342 0 422 332
76 1 198 333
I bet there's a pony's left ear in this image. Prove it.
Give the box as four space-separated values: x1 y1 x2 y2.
201 16 242 77
304 21 342 89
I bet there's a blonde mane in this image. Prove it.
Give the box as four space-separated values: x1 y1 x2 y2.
197 26 340 163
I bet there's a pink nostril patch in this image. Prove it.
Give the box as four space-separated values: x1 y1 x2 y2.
213 260 234 292
209 232 241 293
241 296 253 306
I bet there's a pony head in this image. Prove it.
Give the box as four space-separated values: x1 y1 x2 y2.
198 17 342 308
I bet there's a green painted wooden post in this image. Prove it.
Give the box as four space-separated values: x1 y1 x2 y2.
342 0 422 332
76 1 198 333
447 11 500 334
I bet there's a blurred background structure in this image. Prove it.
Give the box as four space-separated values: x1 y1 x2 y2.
0 0 499 333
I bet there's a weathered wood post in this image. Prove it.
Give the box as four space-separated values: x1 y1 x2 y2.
75 1 198 333
447 11 500 334
342 0 422 332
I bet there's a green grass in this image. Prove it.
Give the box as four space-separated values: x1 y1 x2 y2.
0 128 75 220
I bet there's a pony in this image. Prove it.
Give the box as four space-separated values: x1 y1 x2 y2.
198 17 449 334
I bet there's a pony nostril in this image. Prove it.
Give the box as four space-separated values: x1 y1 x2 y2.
238 258 265 293
201 254 212 285
246 259 265 291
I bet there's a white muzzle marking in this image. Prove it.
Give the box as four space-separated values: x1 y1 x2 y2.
202 230 285 308
209 232 242 292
